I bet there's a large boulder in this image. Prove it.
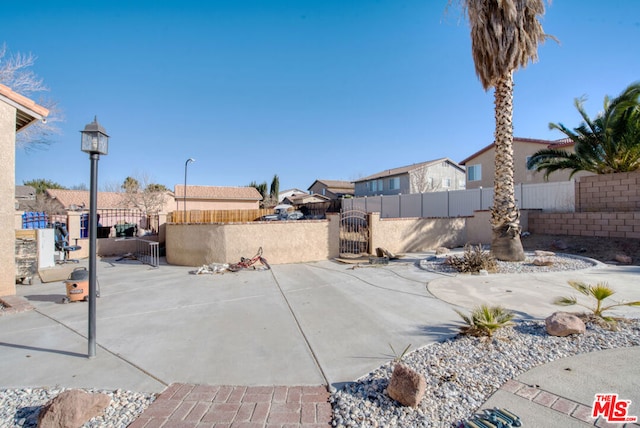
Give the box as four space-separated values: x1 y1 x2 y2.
387 363 426 408
38 389 111 428
545 312 586 337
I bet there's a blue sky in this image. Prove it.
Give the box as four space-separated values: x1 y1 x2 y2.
6 0 640 192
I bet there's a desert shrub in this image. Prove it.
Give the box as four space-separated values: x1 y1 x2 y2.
455 305 514 337
554 280 640 321
446 244 497 273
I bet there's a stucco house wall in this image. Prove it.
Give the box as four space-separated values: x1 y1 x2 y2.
1 84 48 296
0 102 16 296
354 158 465 197
461 138 592 189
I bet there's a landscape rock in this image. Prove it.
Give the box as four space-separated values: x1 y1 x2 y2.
435 247 450 255
38 389 111 428
387 363 426 408
545 312 586 337
534 250 555 257
615 254 632 264
533 257 554 266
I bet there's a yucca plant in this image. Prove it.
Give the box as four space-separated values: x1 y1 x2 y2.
454 305 515 337
389 343 412 363
555 281 640 321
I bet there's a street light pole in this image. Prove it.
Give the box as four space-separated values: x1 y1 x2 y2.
184 158 195 220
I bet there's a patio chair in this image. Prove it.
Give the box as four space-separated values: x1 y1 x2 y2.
54 222 81 264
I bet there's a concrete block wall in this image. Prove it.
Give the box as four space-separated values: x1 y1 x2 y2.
529 211 640 239
577 171 640 212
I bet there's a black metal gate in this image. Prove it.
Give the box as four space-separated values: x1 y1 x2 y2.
339 210 369 256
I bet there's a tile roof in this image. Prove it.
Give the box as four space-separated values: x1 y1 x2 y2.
0 83 50 131
46 189 129 209
459 137 574 165
174 185 262 200
353 158 463 182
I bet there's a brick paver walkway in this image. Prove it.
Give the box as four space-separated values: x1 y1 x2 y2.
129 384 332 428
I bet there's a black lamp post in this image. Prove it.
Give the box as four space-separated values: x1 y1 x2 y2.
184 158 195 218
80 116 109 358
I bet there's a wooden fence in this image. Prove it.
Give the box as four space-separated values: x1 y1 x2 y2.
169 208 273 224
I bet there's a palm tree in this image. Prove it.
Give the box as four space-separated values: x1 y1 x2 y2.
527 82 640 178
462 0 550 261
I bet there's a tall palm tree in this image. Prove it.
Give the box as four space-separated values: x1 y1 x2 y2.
527 82 640 178
462 0 550 261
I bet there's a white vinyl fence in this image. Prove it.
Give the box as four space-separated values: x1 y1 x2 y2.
342 181 575 218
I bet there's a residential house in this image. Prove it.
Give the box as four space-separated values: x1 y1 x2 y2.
278 188 308 203
353 158 466 197
308 180 354 199
282 193 330 206
459 137 593 189
174 185 262 211
1 83 49 296
15 185 36 210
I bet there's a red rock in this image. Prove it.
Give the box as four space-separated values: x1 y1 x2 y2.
387 363 426 408
38 390 111 428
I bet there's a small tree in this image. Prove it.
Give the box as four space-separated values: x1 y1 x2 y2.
121 173 169 214
23 178 66 194
0 44 62 150
270 174 280 200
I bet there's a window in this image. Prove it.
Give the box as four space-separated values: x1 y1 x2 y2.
467 164 481 181
526 156 534 170
321 188 326 196
442 178 451 188
369 179 383 192
389 177 400 190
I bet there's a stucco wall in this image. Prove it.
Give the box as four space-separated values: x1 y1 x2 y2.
368 212 466 253
166 214 341 266
465 210 532 245
0 102 16 296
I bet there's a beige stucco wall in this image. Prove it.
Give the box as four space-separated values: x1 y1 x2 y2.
368 212 467 253
166 214 340 266
0 102 16 296
465 210 531 245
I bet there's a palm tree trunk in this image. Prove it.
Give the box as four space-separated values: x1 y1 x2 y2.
491 72 525 261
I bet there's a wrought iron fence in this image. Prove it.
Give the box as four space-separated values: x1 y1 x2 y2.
20 209 159 238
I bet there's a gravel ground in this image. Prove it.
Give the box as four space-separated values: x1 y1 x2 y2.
420 250 597 275
330 319 640 428
0 388 155 428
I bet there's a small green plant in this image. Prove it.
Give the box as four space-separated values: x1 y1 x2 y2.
389 343 412 363
446 244 498 273
554 281 640 321
454 305 514 337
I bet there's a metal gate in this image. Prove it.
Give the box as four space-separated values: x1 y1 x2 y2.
339 210 370 256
